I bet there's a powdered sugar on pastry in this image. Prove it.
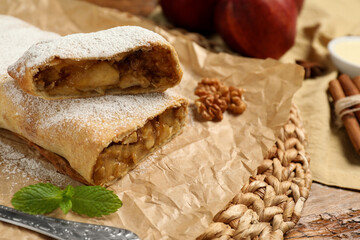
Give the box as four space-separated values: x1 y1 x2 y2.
0 15 59 75
3 76 182 143
8 23 169 80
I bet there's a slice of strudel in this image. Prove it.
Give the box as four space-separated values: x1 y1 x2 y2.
8 25 182 100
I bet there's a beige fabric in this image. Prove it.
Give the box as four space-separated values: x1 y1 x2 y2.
281 0 360 190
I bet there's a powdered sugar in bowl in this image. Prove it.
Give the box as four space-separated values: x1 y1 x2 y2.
328 36 360 78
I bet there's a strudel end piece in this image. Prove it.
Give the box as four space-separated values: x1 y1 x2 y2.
8 25 183 100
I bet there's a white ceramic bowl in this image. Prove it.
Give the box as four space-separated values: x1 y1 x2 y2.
328 36 360 78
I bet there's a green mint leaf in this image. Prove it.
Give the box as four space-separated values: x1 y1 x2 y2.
59 185 74 214
11 183 63 215
71 186 122 217
62 185 75 199
59 199 72 214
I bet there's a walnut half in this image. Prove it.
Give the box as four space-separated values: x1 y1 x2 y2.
228 86 246 114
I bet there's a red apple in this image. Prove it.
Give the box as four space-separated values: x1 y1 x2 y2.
294 0 305 13
215 0 297 59
160 0 219 33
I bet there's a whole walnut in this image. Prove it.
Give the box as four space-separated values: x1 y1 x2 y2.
194 78 246 121
195 94 227 121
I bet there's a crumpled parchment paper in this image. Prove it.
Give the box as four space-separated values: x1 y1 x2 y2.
0 0 303 239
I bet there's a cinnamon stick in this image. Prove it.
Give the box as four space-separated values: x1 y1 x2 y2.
338 74 360 122
352 76 360 91
329 79 360 153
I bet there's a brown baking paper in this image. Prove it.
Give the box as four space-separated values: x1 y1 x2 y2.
0 0 303 239
280 0 360 190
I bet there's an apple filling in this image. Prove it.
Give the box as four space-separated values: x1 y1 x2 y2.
34 46 179 96
93 105 187 185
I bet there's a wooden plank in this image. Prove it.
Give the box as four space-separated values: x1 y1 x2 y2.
286 209 360 239
285 183 360 239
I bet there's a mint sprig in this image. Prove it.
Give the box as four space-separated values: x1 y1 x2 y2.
11 183 122 217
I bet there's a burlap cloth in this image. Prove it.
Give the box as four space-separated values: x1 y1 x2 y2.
279 0 360 190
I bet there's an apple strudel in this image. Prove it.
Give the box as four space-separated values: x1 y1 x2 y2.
0 15 188 186
8 25 182 99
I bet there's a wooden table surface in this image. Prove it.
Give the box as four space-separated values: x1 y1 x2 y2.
80 1 360 238
285 182 360 239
